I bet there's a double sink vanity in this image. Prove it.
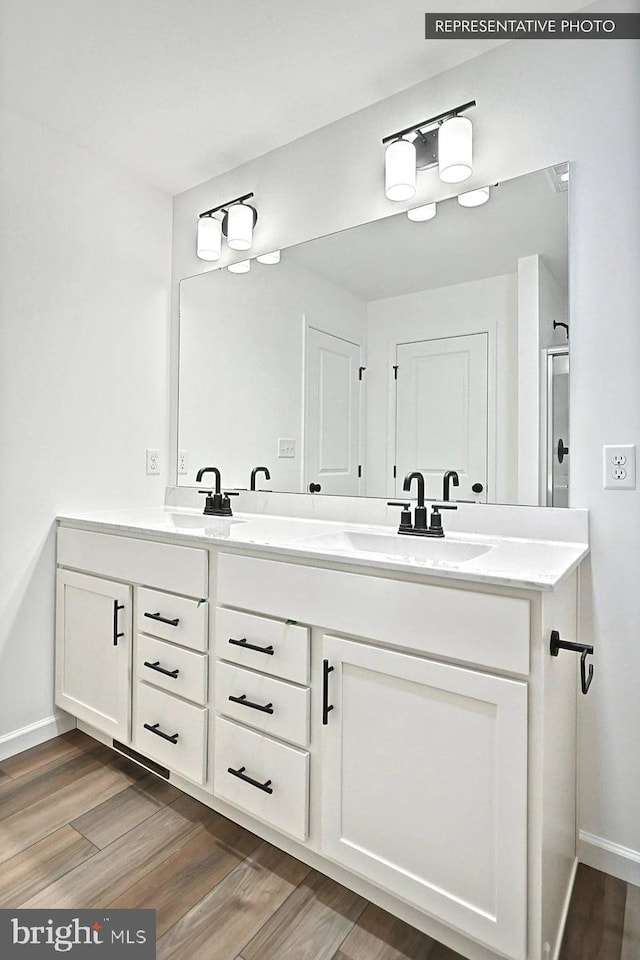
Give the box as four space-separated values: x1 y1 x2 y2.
54 493 588 960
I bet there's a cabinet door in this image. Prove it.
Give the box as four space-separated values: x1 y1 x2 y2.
56 570 131 741
320 635 527 960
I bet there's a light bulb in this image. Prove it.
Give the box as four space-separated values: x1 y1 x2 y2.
457 186 490 207
407 202 437 222
257 250 281 264
438 116 473 184
226 203 255 251
227 259 251 274
196 216 221 261
385 138 416 201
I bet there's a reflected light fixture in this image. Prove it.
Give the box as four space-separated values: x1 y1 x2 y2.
227 259 251 274
385 138 417 201
257 250 281 264
196 215 222 261
457 186 490 207
407 202 437 222
197 191 258 261
382 100 476 201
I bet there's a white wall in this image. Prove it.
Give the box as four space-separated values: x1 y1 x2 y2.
172 33 640 880
179 261 366 491
365 274 518 501
0 105 172 753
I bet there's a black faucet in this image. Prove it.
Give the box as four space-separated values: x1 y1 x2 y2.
195 466 238 517
387 470 457 537
443 470 459 502
250 466 271 491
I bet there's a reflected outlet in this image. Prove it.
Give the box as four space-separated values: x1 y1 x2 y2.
278 438 296 458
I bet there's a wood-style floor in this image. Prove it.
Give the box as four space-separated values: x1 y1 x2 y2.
0 731 637 960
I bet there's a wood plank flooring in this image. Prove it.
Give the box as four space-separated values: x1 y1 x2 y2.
0 730 637 960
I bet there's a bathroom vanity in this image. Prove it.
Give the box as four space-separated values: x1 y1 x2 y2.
54 501 588 960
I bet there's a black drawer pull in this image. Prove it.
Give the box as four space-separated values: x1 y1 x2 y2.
228 694 274 715
143 722 179 744
113 601 125 646
144 611 180 627
227 765 273 794
144 660 179 679
228 637 274 656
322 659 334 725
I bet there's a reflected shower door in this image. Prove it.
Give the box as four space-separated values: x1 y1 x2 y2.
547 349 569 507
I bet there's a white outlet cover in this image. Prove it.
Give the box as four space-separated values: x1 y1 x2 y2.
146 448 161 475
178 450 189 475
603 444 636 490
278 438 296 458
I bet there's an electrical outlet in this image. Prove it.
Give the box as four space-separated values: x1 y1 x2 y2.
146 448 160 475
178 450 189 475
278 438 296 458
603 444 635 490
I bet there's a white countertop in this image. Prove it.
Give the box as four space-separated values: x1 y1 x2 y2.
56 506 589 591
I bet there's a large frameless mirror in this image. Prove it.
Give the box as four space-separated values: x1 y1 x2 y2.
178 164 569 505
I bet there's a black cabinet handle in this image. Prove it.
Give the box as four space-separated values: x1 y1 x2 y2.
322 659 334 725
308 482 322 493
228 694 274 714
113 601 125 646
228 637 274 656
471 482 484 494
227 765 273 794
144 611 180 627
144 660 179 679
143 722 179 744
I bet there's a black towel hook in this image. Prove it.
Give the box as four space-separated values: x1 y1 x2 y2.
550 630 594 695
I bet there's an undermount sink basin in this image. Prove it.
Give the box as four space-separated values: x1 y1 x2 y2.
294 530 493 563
169 512 245 529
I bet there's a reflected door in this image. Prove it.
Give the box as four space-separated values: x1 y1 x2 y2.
547 349 569 507
395 334 489 501
305 327 362 495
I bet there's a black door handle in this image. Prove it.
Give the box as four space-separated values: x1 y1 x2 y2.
322 659 334 725
143 722 179 744
144 660 179 679
308 482 322 493
471 482 484 493
557 439 569 464
112 602 125 646
144 611 180 627
228 694 274 714
228 637 274 656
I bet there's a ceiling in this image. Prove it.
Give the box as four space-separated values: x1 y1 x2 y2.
280 167 568 300
0 0 587 196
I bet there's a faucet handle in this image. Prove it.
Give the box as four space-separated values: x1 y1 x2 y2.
387 502 413 532
434 503 458 510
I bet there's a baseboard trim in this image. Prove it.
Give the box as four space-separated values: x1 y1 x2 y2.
579 831 640 887
0 712 76 761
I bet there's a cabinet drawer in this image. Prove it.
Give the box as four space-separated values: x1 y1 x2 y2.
136 634 207 705
216 608 310 684
58 527 208 598
134 682 207 784
215 661 310 748
137 587 208 652
213 717 309 841
217 553 530 675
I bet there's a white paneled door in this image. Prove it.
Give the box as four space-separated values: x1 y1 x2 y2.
320 635 528 959
395 333 489 501
305 326 362 495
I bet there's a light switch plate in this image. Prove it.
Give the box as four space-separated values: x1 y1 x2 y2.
278 438 296 458
603 444 636 489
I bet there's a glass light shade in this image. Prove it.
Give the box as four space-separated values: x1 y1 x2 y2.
438 116 473 183
385 138 416 201
227 259 251 274
407 202 437 222
196 216 221 261
457 186 490 207
226 203 254 251
257 250 281 264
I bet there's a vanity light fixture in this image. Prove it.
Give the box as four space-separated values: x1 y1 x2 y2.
407 202 437 222
257 250 281 264
457 186 491 207
197 191 258 261
227 259 251 274
382 100 476 201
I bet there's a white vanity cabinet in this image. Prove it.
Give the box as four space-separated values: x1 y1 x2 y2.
320 634 528 959
56 569 132 741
